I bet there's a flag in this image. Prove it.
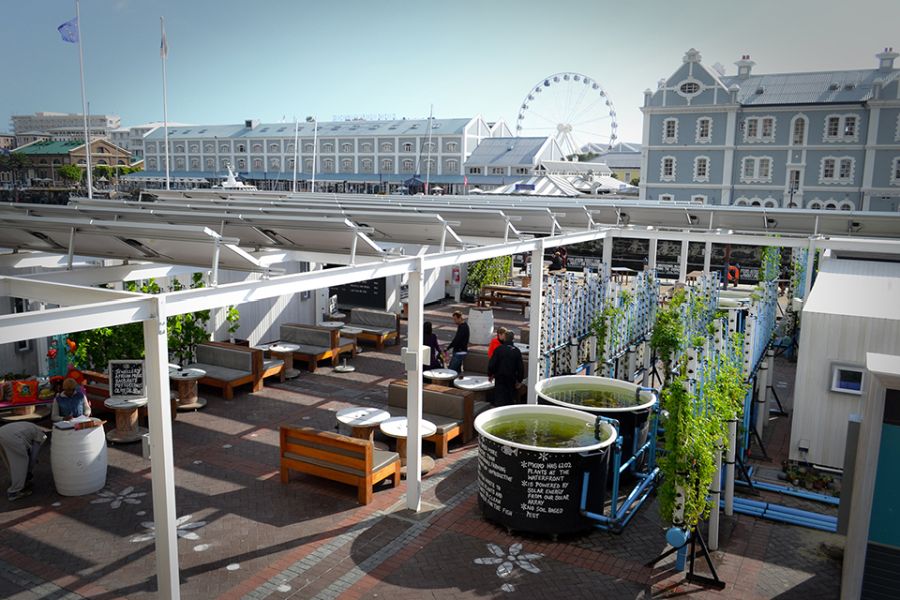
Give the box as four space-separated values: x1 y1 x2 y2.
464 175 468 186
58 17 78 43
160 24 168 58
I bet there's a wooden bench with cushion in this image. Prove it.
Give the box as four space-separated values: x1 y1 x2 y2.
205 341 285 383
280 425 400 505
188 342 264 400
280 324 356 373
346 308 400 350
387 379 490 453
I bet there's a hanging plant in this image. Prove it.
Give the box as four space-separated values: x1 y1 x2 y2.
225 305 241 343
650 289 686 385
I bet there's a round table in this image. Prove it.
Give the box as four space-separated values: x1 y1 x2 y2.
423 368 458 385
336 406 391 441
262 342 302 379
319 320 345 329
104 397 149 443
453 375 495 392
340 326 365 353
379 416 437 476
170 367 208 410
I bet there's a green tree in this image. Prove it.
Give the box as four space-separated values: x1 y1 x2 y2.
1 153 31 185
93 164 114 181
630 177 640 187
57 163 83 184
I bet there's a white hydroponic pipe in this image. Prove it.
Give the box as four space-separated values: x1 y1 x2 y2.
709 447 722 551
755 359 769 436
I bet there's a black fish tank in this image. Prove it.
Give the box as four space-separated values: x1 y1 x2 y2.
475 405 617 535
535 375 656 465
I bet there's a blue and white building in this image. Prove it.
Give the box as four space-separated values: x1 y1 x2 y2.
640 48 900 211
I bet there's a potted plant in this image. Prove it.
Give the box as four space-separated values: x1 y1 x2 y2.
224 305 247 346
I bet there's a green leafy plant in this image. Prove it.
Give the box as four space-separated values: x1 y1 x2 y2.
650 289 686 385
465 256 512 291
225 305 241 342
167 273 211 365
759 246 781 283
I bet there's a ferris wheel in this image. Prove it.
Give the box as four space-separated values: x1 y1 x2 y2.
515 72 618 156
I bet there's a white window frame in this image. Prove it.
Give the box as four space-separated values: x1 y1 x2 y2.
831 363 865 395
819 156 855 184
823 114 860 142
838 200 854 211
204 143 213 153
381 142 393 152
446 142 458 152
190 158 199 169
269 143 280 153
662 118 678 143
660 156 676 182
743 116 776 143
402 142 413 152
695 117 712 143
148 158 157 169
824 200 838 210
490 167 505 175
237 158 246 169
381 158 393 171
270 158 280 170
762 197 779 208
659 194 674 202
341 143 352 153
252 143 263 153
691 194 707 204
252 158 262 170
733 197 749 206
740 156 773 183
361 158 373 171
693 155 710 183
323 158 334 172
401 158 415 171
322 143 334 153
446 159 458 170
341 158 353 170
361 142 373 152
205 158 214 169
808 199 823 209
303 143 314 152
892 157 900 186
676 79 702 98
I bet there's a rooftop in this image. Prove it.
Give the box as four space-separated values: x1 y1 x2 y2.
12 139 84 154
144 118 474 140
721 69 887 105
464 136 549 166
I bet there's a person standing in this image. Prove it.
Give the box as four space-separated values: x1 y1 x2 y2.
423 321 444 369
488 330 525 406
0 422 47 501
446 311 470 373
487 326 507 358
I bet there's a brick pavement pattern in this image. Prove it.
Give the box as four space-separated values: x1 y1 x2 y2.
0 301 842 599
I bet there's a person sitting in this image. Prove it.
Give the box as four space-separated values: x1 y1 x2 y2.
488 326 508 358
51 377 91 423
423 321 444 369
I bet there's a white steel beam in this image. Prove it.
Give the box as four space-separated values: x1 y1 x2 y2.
678 240 689 283
5 276 139 305
142 297 181 600
404 261 425 511
0 296 155 344
527 241 545 404
24 263 200 286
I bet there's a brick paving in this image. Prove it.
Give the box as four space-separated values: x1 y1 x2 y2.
0 300 842 599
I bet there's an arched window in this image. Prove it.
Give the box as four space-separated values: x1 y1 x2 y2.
838 201 854 211
97 159 108 165
205 158 214 169
762 197 779 208
237 144 246 153
220 144 229 153
381 142 393 152
269 158 280 170
252 143 263 152
322 143 334 152
446 159 458 170
341 158 353 170
361 142 372 152
269 143 279 153
733 197 749 206
237 159 246 169
402 159 415 171
287 158 294 168
148 159 157 169
808 199 823 210
303 143 314 152
446 142 458 152
402 142 413 152
175 144 184 153
824 200 838 210
204 143 214 152
361 158 373 171
791 115 807 145
174 158 184 169
190 158 199 169
341 143 352 152
252 158 262 169
382 158 393 171
304 159 313 170
189 144 199 153
323 158 334 172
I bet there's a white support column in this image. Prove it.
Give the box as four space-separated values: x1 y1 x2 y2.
803 238 816 299
703 240 712 275
755 359 769 436
724 419 737 516
641 337 652 387
527 242 545 404
35 302 49 378
143 297 180 600
678 239 689 283
647 238 658 271
709 447 722 550
404 262 425 511
602 233 613 280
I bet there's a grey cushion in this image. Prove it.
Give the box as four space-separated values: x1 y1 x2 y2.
474 400 492 416
263 358 284 371
385 408 461 435
349 308 397 330
195 345 253 371
189 363 250 382
281 325 332 347
355 326 395 336
291 344 331 356
283 448 398 477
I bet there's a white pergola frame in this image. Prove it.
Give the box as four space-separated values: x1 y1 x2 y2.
3 197 900 597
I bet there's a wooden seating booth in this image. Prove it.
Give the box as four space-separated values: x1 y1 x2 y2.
279 425 401 505
345 308 401 350
279 323 356 372
187 342 266 400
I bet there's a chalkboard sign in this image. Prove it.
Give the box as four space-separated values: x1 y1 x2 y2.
330 277 387 310
108 360 146 399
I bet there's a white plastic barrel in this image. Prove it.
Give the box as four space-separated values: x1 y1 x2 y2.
468 307 494 345
51 425 108 496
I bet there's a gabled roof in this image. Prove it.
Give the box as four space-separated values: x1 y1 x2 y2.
143 118 474 140
720 69 879 105
13 140 84 154
591 153 641 169
465 137 550 167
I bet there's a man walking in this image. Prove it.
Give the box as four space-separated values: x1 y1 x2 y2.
488 330 525 406
0 422 47 501
446 311 470 373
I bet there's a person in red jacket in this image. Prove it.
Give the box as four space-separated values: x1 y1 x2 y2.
487 327 507 358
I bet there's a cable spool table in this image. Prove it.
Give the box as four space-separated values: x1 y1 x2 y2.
104 397 149 443
379 416 437 477
170 367 208 410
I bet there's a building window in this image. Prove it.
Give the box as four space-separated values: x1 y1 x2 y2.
740 156 773 183
237 159 246 169
269 143 279 153
253 159 262 170
287 158 294 169
381 142 393 152
891 157 900 185
791 116 807 145
341 143 352 153
660 156 676 181
190 158 199 169
148 158 157 169
401 159 414 172
175 144 184 152
808 199 823 210
696 118 711 143
205 158 214 169
423 141 436 151
691 195 706 204
361 158 373 171
678 81 701 96
204 143 213 152
252 143 263 152
839 200 854 210
322 143 334 152
341 158 353 170
693 156 709 182
304 159 313 170
823 114 860 142
490 167 505 175
189 144 199 153
762 197 779 208
659 194 674 202
361 142 372 152
304 143 314 152
270 158 280 170
286 143 294 153
468 167 483 174
743 116 776 142
819 156 854 184
831 364 864 395
662 118 678 143
381 158 393 171
220 144 229 153
402 142 413 152
733 197 749 206
237 144 245 153
446 159 458 170
321 158 333 172
447 142 458 151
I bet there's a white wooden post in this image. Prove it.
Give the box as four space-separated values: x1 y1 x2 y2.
602 233 613 280
703 240 712 275
678 239 690 283
725 420 737 516
709 448 722 550
143 296 180 599
755 359 769 436
527 242 544 403
404 262 425 511
648 238 658 270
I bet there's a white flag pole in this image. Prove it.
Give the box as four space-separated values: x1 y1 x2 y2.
74 0 93 199
291 118 299 193
160 16 171 191
424 104 434 194
311 118 318 193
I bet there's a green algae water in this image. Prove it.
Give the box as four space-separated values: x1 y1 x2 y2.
484 414 609 448
543 384 639 409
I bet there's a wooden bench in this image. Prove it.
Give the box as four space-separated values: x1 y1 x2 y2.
387 379 489 451
205 341 285 383
345 308 400 351
280 324 356 373
476 294 530 315
188 342 265 400
279 426 400 505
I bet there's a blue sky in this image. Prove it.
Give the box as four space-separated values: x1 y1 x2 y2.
1 0 898 144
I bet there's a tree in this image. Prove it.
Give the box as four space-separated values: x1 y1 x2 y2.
0 153 31 185
630 177 640 187
57 163 83 184
93 164 114 180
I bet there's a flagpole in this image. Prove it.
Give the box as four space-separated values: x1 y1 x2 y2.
160 16 170 191
424 104 433 195
291 118 299 193
74 0 93 199
311 118 318 193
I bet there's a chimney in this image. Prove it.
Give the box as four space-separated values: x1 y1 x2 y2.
735 54 756 79
877 47 898 71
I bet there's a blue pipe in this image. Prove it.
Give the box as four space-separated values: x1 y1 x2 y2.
581 467 659 528
735 478 840 506
728 498 837 532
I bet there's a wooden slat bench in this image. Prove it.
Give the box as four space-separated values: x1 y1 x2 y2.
345 308 400 351
476 294 529 315
188 342 264 400
279 324 356 373
280 426 400 505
